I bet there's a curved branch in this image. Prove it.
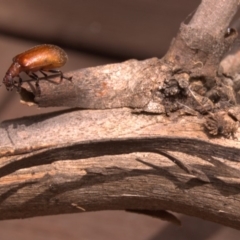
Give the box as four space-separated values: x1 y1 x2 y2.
1 109 240 230
0 0 240 230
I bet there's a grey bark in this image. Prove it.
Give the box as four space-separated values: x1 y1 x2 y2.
1 0 240 230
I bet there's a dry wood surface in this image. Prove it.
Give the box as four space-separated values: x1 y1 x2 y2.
1 0 240 230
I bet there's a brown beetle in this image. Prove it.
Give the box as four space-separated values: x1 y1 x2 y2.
3 44 72 93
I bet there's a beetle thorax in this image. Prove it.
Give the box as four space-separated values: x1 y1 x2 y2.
6 62 21 78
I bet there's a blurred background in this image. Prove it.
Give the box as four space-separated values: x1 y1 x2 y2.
0 0 240 239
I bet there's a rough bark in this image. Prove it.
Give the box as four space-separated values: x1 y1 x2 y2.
1 0 240 230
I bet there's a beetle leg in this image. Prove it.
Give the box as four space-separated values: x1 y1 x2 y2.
16 76 23 92
40 70 48 78
31 73 41 96
49 70 72 81
35 81 41 96
43 70 73 83
9 78 17 91
28 72 38 80
40 70 60 84
39 70 61 85
26 72 41 96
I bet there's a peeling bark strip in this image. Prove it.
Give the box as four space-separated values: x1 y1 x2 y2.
1 135 240 179
1 0 240 230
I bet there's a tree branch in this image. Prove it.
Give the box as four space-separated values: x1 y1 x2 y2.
1 0 240 230
189 0 238 36
1 109 240 229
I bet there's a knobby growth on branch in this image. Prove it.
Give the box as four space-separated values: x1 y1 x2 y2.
1 0 240 230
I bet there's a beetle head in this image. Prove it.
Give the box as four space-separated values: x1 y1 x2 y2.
3 73 14 90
